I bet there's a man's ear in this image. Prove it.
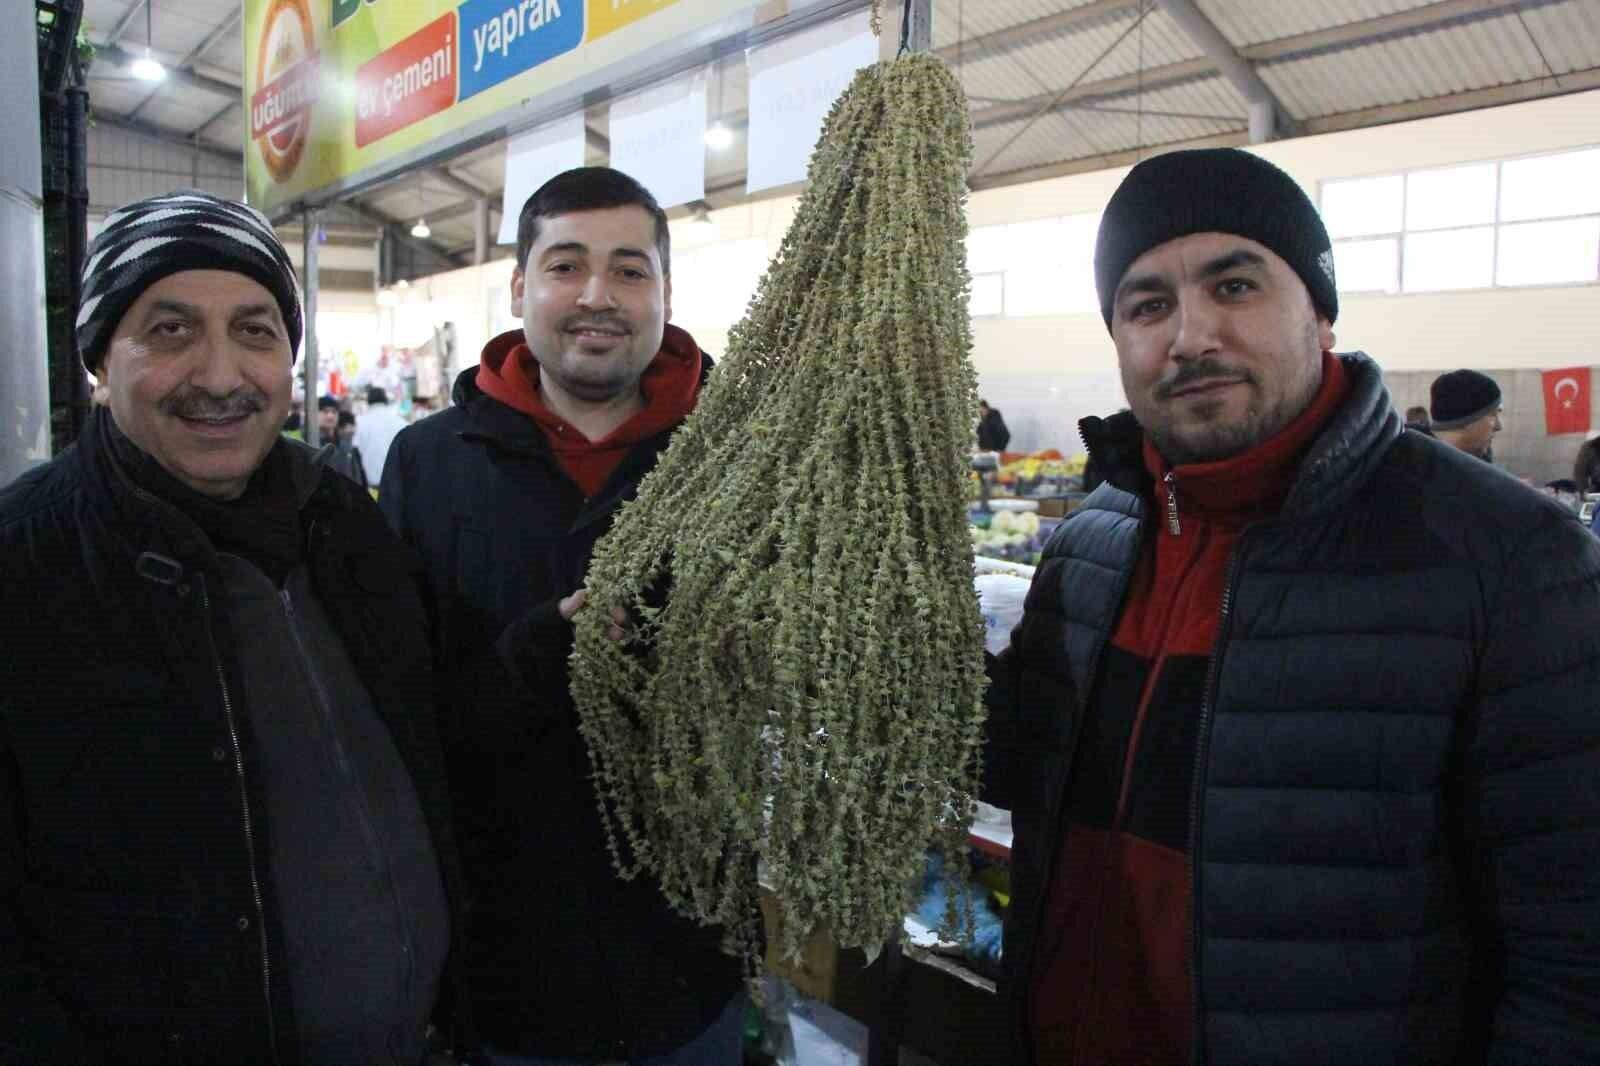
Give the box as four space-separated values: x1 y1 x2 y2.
510 266 525 317
662 274 672 324
1317 316 1335 353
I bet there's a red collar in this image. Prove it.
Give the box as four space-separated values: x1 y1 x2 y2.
1142 351 1349 521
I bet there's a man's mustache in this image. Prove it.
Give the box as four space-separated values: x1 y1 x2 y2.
1155 358 1254 400
159 387 267 420
562 314 631 334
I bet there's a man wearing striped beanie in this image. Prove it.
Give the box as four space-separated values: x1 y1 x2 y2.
0 191 463 1064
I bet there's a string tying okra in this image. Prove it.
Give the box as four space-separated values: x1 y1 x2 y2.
571 53 986 967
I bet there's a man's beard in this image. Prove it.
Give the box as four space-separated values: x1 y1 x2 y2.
1142 325 1323 467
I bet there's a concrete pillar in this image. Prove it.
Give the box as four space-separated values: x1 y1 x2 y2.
0 0 49 484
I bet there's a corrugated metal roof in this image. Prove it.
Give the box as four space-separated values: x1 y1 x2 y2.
72 0 1600 273
1261 11 1561 117
932 0 1118 50
1194 0 1440 49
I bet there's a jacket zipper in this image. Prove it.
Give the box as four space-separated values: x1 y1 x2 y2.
1164 471 1181 535
197 573 280 1063
1187 537 1248 1066
277 583 417 988
1017 504 1147 1009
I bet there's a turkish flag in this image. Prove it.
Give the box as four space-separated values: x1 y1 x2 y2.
1543 367 1591 435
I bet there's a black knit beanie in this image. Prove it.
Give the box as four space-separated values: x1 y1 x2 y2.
1430 369 1502 429
77 190 302 373
1094 148 1338 330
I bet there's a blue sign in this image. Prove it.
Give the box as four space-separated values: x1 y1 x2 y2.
457 0 583 101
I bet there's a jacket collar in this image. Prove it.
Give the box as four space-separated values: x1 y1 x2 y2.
1079 352 1403 522
76 405 331 571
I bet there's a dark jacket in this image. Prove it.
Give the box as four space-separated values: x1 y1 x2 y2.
379 359 743 1060
978 407 1012 452
987 353 1600 1065
0 411 464 1066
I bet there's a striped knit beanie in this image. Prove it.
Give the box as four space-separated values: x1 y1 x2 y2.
77 190 302 373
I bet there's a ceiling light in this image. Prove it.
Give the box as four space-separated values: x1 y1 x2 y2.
131 51 166 82
704 122 734 151
396 278 411 289
410 218 431 239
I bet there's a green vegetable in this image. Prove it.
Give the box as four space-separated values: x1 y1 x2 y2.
570 51 986 971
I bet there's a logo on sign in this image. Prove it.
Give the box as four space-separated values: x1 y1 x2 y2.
457 0 582 102
250 0 319 183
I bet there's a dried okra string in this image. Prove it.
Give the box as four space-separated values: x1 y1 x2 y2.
571 53 986 970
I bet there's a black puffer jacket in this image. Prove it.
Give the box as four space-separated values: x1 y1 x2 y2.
987 353 1600 1065
379 359 743 1061
0 412 463 1066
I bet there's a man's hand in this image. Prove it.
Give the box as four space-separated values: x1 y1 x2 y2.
557 588 629 642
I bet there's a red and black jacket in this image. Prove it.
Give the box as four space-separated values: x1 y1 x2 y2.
985 352 1600 1065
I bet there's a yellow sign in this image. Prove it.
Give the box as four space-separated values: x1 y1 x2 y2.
244 0 755 215
588 0 683 41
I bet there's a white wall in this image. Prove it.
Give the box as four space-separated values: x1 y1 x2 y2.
404 88 1600 474
87 126 243 218
961 88 1600 459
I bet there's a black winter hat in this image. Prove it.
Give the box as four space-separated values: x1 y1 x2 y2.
1430 369 1502 430
77 190 302 373
1094 148 1338 329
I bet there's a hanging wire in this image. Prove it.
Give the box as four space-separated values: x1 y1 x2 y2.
898 0 914 56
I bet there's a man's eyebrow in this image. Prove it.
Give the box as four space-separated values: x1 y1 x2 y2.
1114 271 1172 306
539 241 590 258
1196 249 1268 277
1114 248 1270 307
138 299 204 324
230 303 281 323
609 247 653 265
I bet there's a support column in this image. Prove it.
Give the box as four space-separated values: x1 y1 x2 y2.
879 0 933 60
301 207 321 448
2 0 50 482
474 197 490 265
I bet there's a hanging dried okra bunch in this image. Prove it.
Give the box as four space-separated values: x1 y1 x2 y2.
570 52 986 967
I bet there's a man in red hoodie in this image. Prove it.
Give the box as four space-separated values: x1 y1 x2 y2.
380 168 745 1065
985 149 1600 1064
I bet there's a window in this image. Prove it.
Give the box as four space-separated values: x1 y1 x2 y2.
670 239 769 330
969 272 1003 317
964 211 1100 317
1321 147 1600 295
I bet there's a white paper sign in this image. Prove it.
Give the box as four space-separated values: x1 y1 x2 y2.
745 11 878 194
608 71 708 211
497 113 588 245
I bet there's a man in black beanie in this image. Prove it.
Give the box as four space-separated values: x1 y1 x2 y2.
0 191 463 1064
984 148 1600 1064
1430 367 1503 461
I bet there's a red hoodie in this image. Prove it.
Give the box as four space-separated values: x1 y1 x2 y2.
475 324 704 497
1028 352 1350 1064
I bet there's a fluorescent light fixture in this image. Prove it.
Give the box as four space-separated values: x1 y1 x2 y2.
704 122 734 151
131 51 166 82
410 218 431 239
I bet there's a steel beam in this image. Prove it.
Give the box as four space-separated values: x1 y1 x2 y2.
126 9 245 122
92 42 239 100
102 0 151 51
934 0 1139 65
1157 0 1295 140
